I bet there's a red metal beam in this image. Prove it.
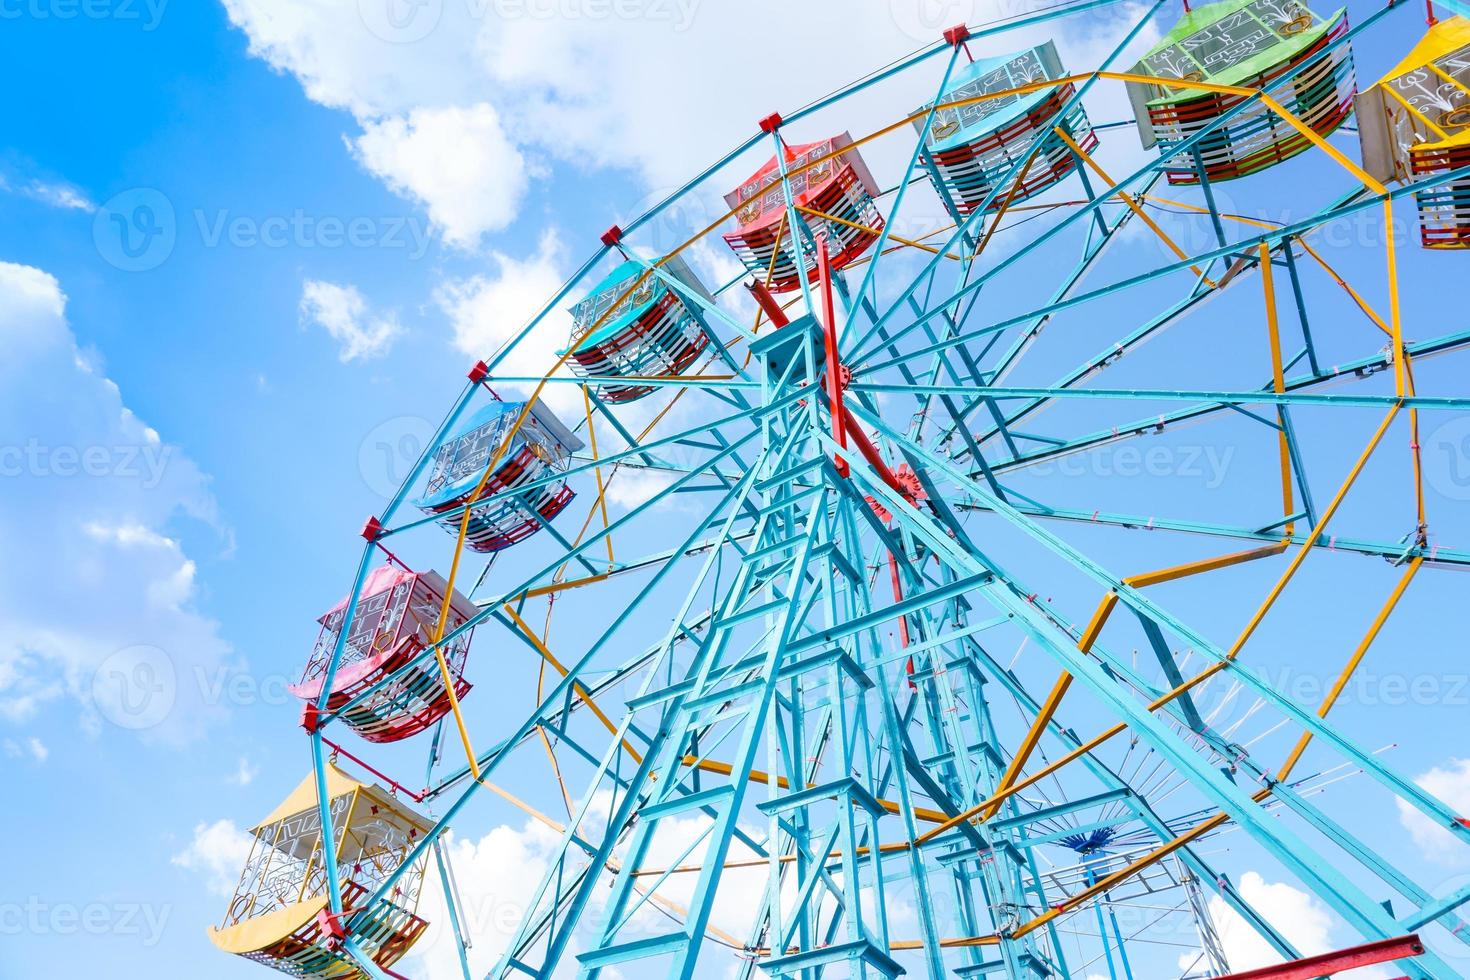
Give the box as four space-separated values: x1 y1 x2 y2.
746 279 789 328
1216 934 1424 980
816 237 849 477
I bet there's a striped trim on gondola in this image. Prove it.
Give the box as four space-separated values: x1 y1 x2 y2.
242 880 427 979
1411 142 1470 248
1147 15 1355 185
567 288 710 402
923 84 1096 215
327 634 473 744
426 444 576 553
723 165 883 293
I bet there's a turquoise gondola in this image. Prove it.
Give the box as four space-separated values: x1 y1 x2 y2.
414 398 583 553
916 41 1098 216
561 255 714 403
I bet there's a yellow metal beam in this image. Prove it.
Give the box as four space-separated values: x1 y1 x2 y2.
1053 126 1214 285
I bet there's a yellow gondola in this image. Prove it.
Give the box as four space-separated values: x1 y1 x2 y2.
208 765 432 978
1356 16 1470 247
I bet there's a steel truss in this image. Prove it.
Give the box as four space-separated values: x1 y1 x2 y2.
283 1 1470 978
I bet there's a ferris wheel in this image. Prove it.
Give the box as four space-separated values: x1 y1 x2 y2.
205 0 1470 977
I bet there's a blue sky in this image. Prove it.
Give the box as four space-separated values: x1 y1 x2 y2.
3 0 1470 978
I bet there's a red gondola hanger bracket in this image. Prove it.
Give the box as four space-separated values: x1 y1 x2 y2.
467 359 489 384
360 515 384 541
315 908 348 949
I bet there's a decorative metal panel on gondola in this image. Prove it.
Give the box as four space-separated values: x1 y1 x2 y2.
208 766 432 978
722 133 883 292
915 41 1098 216
414 398 583 553
289 564 477 743
561 254 715 402
1126 0 1356 184
1357 16 1470 248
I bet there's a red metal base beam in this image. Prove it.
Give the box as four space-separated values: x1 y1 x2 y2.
1216 934 1423 980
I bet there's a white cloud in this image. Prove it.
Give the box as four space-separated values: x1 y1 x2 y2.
228 756 259 786
300 279 402 361
1397 758 1470 864
604 466 677 511
410 818 563 978
2 736 48 762
220 0 1160 252
435 228 585 415
0 261 234 743
353 104 528 246
173 819 254 898
1187 871 1391 979
0 174 94 211
27 180 93 211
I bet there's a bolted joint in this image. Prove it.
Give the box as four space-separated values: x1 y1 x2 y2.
315 908 347 948
468 359 489 384
944 23 971 46
758 112 783 134
361 515 384 541
300 702 324 734
600 224 623 248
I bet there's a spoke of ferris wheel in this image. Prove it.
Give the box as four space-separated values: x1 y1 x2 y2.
952 238 1283 456
854 428 1424 804
858 402 1468 842
928 173 1149 450
971 329 1470 478
844 109 1245 369
949 204 1376 459
855 381 1470 412
844 42 966 318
